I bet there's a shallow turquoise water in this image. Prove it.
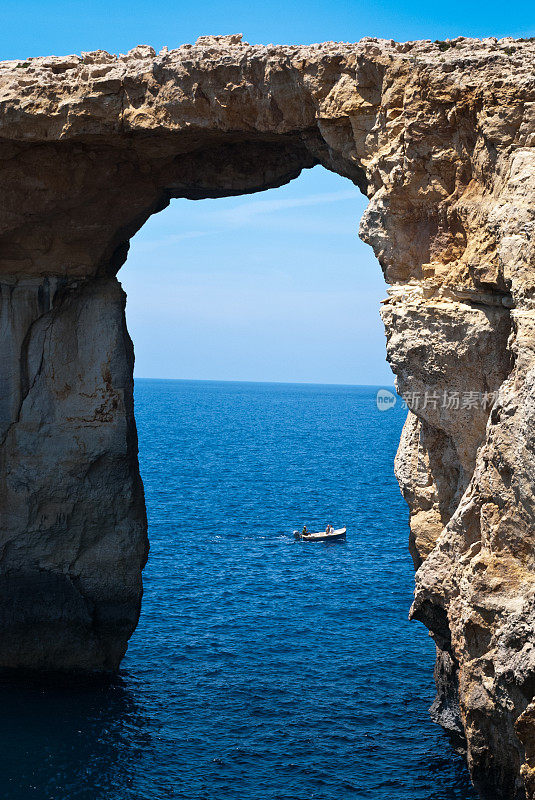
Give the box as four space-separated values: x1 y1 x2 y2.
0 379 476 799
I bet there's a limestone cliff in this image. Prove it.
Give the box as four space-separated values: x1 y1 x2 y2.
1 32 534 799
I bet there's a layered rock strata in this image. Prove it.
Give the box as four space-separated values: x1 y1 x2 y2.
0 32 534 798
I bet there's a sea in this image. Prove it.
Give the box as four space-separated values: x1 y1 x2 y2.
0 380 477 800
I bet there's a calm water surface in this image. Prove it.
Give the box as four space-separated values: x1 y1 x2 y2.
0 380 476 799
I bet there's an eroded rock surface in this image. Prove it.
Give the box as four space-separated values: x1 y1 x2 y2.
1 32 535 798
0 277 147 671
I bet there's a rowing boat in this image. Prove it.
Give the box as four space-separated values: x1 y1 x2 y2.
293 527 346 542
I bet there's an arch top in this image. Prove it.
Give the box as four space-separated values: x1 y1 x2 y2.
0 34 532 284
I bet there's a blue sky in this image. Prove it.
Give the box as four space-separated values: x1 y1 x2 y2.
2 1 533 383
125 168 385 383
1 0 533 58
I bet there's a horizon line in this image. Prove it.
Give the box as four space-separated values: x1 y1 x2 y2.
134 376 397 389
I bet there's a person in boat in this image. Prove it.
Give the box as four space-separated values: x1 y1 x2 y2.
302 525 309 536
325 524 334 534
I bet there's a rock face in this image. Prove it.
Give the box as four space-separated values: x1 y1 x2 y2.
1 31 535 797
0 276 147 670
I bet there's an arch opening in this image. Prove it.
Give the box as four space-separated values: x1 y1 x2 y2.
112 163 475 798
121 164 386 385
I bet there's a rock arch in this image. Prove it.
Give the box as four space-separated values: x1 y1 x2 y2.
1 33 535 799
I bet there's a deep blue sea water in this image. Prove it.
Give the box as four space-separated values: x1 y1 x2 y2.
0 380 477 800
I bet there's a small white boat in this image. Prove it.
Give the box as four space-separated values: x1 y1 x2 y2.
293 527 346 542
